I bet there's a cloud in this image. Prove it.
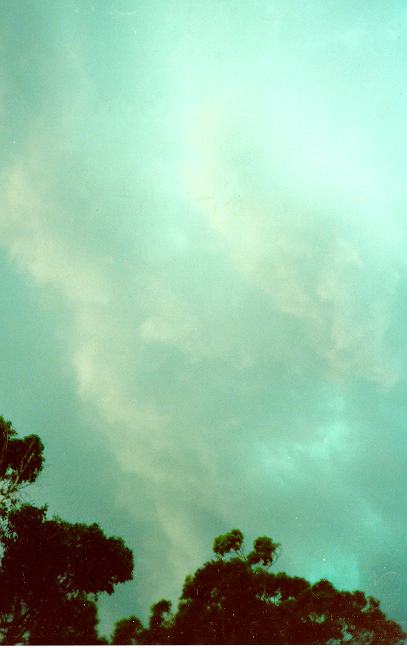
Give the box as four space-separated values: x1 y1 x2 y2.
1 0 407 631
184 91 404 386
0 155 111 306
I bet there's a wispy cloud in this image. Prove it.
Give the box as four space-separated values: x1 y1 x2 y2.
1 0 407 629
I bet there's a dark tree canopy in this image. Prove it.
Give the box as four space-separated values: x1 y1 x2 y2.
0 504 133 644
111 616 144 645
114 529 406 645
0 416 404 646
0 417 44 511
0 416 134 645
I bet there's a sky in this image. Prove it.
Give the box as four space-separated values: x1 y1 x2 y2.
1 0 407 635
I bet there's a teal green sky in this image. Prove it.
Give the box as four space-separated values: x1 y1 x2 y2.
1 0 407 634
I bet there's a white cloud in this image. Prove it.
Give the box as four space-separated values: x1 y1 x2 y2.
184 93 403 386
1 0 407 628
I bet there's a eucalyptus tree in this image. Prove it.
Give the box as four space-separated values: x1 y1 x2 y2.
113 529 405 645
0 416 134 645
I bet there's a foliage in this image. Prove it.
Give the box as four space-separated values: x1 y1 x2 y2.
0 503 133 644
0 416 134 645
119 529 406 645
247 535 280 567
0 417 44 512
213 529 244 557
112 616 144 645
112 599 175 646
0 416 404 645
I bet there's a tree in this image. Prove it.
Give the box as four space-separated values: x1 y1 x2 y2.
0 505 133 645
112 616 144 645
0 416 44 512
120 529 405 645
0 504 134 644
0 416 134 644
112 599 174 645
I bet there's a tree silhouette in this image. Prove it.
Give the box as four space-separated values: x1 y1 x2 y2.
115 529 405 645
111 616 144 645
0 416 404 645
0 504 133 644
0 416 134 645
0 417 44 512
